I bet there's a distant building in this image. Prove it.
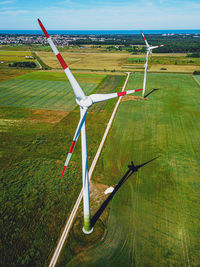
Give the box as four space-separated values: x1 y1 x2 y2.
25 56 35 59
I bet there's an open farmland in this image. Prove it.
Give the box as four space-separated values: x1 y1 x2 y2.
149 64 200 73
37 51 133 71
59 73 200 266
0 50 39 68
0 68 32 82
126 54 200 73
0 69 126 266
0 51 32 56
37 51 200 73
0 71 106 111
1 44 200 267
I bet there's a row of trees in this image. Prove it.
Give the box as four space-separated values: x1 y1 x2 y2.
9 61 37 68
72 34 200 53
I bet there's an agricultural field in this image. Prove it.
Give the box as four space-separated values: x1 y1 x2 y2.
0 68 33 82
37 51 200 73
59 73 200 266
149 64 200 73
1 45 200 267
37 51 130 72
125 55 200 73
0 71 104 111
127 55 200 66
0 50 40 69
0 69 126 266
1 49 200 74
0 51 33 56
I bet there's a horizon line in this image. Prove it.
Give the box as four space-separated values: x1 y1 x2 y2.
0 28 200 31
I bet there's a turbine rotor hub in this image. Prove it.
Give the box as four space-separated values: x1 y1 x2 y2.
76 96 93 108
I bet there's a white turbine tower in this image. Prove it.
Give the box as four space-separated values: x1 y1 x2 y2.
141 30 166 97
38 19 143 234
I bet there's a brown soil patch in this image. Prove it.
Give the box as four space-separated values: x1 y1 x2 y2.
90 181 109 207
121 95 149 102
30 109 68 123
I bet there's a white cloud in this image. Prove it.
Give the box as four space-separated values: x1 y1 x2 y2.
0 0 14 4
0 9 27 16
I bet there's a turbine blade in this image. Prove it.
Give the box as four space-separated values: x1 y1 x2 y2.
141 30 149 47
150 44 166 50
60 108 88 179
90 89 143 103
38 19 85 100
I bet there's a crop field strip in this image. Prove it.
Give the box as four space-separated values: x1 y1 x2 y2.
14 71 107 83
0 56 36 62
0 71 126 266
62 73 200 266
0 51 32 56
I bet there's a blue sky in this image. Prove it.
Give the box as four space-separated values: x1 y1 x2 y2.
0 0 199 30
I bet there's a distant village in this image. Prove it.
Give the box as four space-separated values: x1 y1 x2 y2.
0 33 199 46
0 33 199 54
0 34 109 46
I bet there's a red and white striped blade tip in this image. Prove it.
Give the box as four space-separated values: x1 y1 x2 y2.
37 18 49 39
60 166 66 180
135 89 143 92
60 140 77 180
158 44 166 47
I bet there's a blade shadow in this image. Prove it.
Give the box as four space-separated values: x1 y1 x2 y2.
144 88 160 98
91 156 159 228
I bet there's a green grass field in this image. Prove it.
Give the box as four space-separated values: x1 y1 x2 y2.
0 51 32 56
125 55 200 73
150 56 200 66
0 70 125 266
0 71 107 111
0 56 35 62
126 56 200 66
127 57 146 63
60 73 200 266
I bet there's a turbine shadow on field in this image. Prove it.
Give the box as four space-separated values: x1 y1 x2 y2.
91 156 159 227
144 88 160 98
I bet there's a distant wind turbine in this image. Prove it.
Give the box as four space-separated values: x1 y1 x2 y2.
38 19 143 234
141 30 166 97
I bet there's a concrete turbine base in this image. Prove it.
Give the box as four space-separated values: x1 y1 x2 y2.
82 227 93 235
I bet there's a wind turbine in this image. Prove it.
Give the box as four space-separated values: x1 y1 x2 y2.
141 30 166 97
38 19 143 234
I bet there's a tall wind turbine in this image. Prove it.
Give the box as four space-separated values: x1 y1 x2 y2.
141 30 166 97
38 19 143 234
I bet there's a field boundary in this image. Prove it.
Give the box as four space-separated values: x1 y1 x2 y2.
192 75 200 87
49 72 130 267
